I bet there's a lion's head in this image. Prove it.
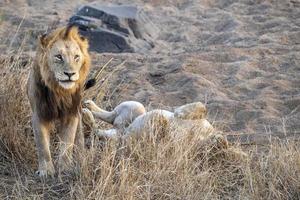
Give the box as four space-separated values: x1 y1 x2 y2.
36 26 90 92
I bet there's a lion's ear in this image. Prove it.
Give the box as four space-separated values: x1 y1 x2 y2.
39 33 48 48
79 35 87 42
64 25 79 39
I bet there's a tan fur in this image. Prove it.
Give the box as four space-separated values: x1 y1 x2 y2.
83 100 146 129
82 100 213 139
27 26 90 177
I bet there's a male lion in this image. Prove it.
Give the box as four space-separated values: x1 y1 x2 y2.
27 26 90 177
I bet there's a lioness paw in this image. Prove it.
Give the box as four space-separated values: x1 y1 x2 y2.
83 100 99 111
95 129 118 139
82 108 96 128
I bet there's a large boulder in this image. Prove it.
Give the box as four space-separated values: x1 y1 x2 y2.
69 5 158 53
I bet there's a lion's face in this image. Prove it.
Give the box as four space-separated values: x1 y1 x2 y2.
47 39 84 89
37 26 90 91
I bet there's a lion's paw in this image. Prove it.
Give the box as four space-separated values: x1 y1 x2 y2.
35 169 53 178
58 158 72 173
36 162 55 178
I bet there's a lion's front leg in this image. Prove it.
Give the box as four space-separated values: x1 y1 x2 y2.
32 113 55 177
73 112 86 172
75 112 85 153
58 115 79 172
75 113 85 159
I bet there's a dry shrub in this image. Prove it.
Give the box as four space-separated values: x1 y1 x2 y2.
0 55 299 200
0 56 36 166
243 141 300 200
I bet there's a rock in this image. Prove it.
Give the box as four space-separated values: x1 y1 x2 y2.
69 5 158 53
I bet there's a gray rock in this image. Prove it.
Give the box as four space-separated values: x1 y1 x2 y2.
69 5 158 53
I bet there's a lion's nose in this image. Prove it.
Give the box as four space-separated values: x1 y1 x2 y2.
64 72 76 78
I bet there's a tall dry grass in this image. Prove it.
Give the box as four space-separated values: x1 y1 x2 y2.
0 54 299 200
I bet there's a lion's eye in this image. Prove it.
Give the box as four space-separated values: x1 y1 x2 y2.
74 55 80 62
55 54 63 62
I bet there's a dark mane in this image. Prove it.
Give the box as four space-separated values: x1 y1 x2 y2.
34 75 81 122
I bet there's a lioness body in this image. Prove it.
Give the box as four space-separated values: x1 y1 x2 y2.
27 26 90 177
83 100 213 139
84 100 146 129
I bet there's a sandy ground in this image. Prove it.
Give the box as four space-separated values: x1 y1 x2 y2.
1 0 299 139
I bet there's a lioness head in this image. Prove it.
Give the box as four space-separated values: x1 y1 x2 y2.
37 26 90 91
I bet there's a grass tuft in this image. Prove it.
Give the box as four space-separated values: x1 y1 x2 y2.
0 54 299 200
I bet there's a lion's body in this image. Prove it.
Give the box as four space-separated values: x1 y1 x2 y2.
27 26 90 177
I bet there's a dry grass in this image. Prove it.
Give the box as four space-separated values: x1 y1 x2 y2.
0 54 299 200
